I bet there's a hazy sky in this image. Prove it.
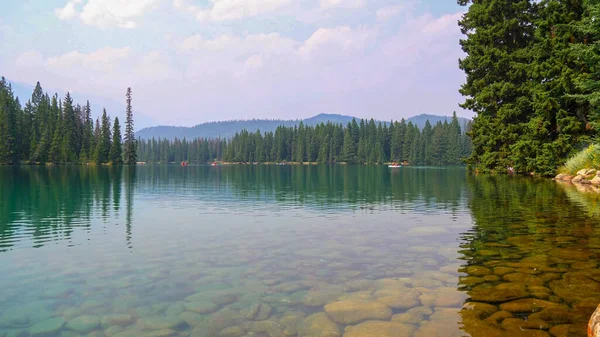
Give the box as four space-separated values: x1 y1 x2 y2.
0 0 470 126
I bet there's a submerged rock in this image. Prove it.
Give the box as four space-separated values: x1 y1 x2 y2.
100 314 135 328
147 329 177 337
184 301 219 314
499 298 568 313
549 248 593 261
324 299 392 324
245 303 272 321
343 320 415 337
374 288 420 309
466 266 492 277
1 302 53 328
501 318 549 330
218 326 245 337
303 287 345 307
298 313 340 337
29 317 66 336
528 308 582 324
419 287 465 308
468 282 529 303
178 312 205 327
66 315 100 333
104 325 123 337
391 306 433 324
279 311 306 336
484 310 513 324
240 320 284 336
138 316 185 331
550 273 600 303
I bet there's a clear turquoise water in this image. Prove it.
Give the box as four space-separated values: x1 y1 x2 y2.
0 165 598 337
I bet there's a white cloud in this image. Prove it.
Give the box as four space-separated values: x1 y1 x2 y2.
180 33 298 57
376 5 403 22
174 0 292 22
299 26 374 59
11 8 468 124
46 47 133 74
319 0 365 9
422 12 464 35
15 50 44 68
54 2 79 20
245 54 263 69
54 0 161 28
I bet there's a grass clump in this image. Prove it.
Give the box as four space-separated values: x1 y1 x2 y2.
559 144 600 175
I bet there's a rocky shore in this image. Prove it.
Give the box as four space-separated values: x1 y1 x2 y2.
555 169 600 191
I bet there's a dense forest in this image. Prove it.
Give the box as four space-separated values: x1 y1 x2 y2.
459 0 600 175
135 113 471 141
136 113 473 165
0 78 136 165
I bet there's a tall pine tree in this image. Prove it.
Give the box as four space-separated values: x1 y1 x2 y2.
110 117 123 164
458 0 535 173
123 87 137 165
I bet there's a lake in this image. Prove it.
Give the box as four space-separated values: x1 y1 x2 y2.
0 165 598 337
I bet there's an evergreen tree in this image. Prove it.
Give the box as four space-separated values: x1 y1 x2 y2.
110 117 123 164
342 127 357 163
295 122 305 163
81 101 93 163
94 109 111 164
569 0 600 131
0 78 17 164
49 108 63 164
512 0 593 175
458 0 535 172
60 92 77 163
318 134 330 164
123 87 137 165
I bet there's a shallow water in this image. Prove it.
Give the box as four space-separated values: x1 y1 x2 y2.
0 165 598 337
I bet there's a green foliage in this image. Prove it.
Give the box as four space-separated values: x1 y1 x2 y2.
123 87 137 165
135 114 471 141
0 78 135 165
459 0 598 175
110 117 123 165
137 118 472 165
559 144 600 174
568 0 600 131
94 109 111 164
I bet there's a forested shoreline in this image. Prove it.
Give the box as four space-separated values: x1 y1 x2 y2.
459 0 600 175
1 76 472 166
136 114 473 165
0 78 136 165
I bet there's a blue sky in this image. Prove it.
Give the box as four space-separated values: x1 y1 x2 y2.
1 0 469 126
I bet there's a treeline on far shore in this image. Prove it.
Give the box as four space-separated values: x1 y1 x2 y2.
0 78 137 165
136 113 473 165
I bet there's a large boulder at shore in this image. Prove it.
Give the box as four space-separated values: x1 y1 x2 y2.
572 175 585 183
343 320 416 337
324 299 392 325
589 304 600 337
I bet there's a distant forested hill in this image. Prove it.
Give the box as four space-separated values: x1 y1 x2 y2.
136 113 471 140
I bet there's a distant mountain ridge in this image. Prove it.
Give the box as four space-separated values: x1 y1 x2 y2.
136 113 471 140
